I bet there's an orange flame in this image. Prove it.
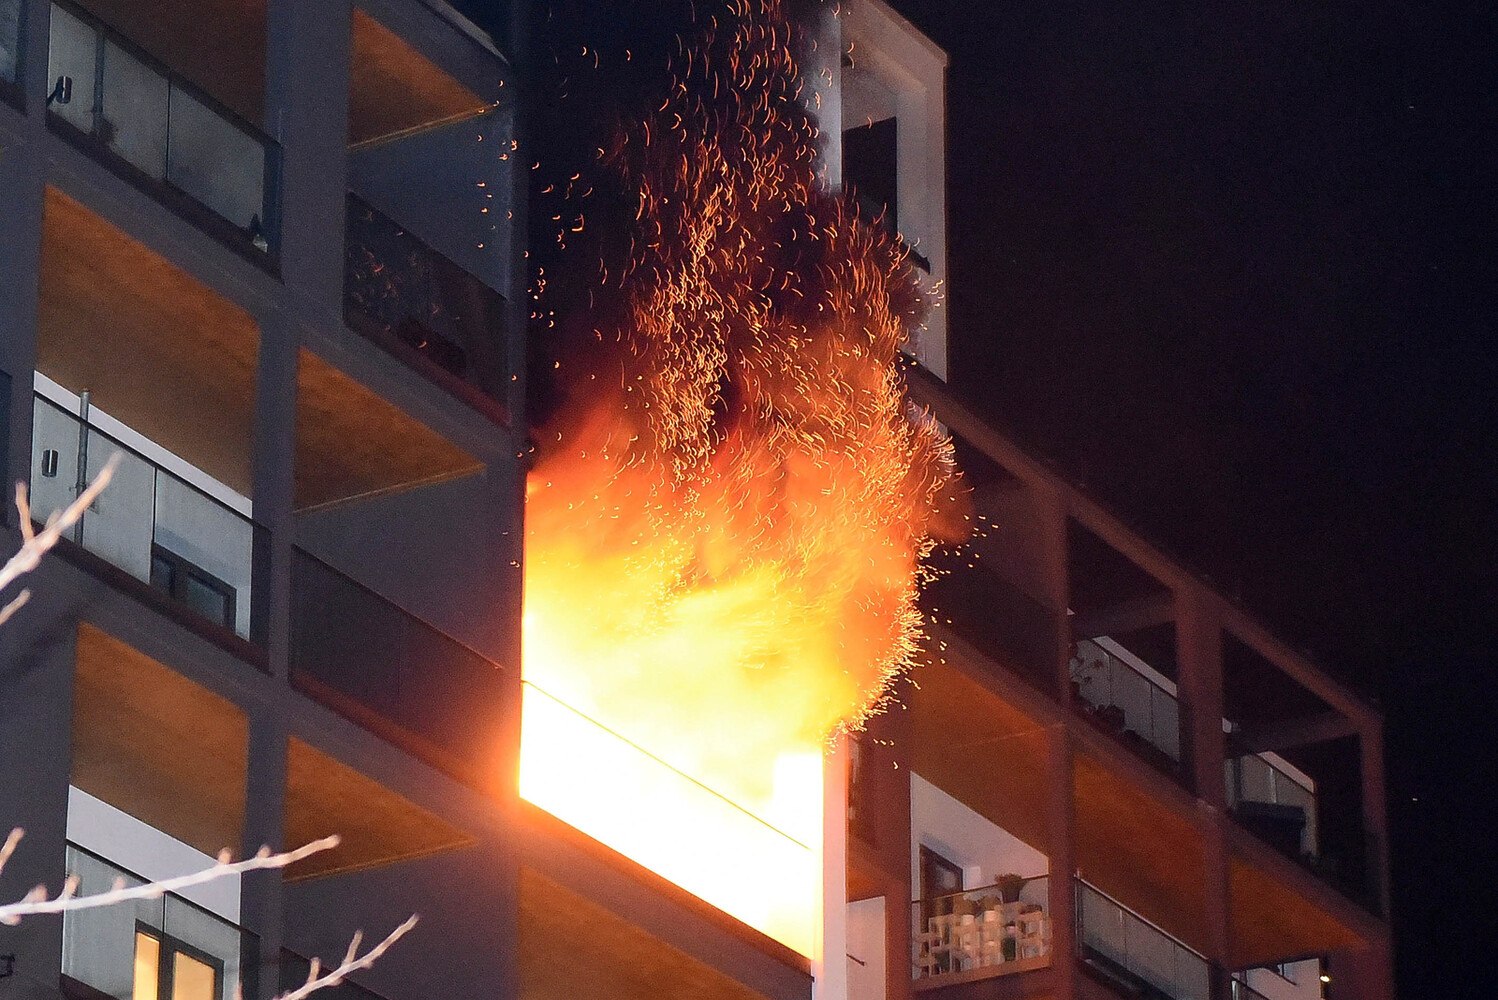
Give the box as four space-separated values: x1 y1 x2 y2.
520 0 964 952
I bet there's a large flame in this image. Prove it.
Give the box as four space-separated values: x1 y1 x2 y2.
520 0 963 953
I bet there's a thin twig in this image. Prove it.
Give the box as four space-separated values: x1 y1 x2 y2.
0 454 121 625
275 917 420 1000
0 831 339 925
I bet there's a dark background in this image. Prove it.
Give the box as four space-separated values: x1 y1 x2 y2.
467 2 1496 994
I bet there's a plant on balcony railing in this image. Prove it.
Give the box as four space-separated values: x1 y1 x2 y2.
1070 637 1183 773
912 875 1051 980
45 0 279 254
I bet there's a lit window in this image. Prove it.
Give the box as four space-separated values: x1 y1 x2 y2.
133 928 222 1000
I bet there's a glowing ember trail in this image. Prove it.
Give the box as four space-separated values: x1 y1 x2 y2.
520 0 964 954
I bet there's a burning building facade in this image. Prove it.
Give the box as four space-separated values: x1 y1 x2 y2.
0 2 1393 1000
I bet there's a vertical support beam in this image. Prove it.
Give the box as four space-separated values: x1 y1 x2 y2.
1177 589 1231 993
239 707 289 1000
252 311 298 681
818 736 850 1000
1359 719 1391 918
0 602 77 994
1045 723 1076 995
1029 481 1073 705
264 0 351 319
0 112 43 493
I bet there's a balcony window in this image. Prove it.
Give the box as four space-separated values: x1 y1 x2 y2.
45 1 278 254
30 386 264 644
62 844 255 1000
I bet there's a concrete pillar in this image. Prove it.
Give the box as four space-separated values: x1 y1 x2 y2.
238 707 288 1000
264 0 351 320
817 737 850 1000
1176 590 1231 992
0 114 43 493
251 310 298 679
0 598 77 995
1045 723 1076 995
1358 720 1391 918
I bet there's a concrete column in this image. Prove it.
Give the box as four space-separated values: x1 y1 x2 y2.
817 737 850 1000
251 310 298 680
1029 481 1073 705
1358 720 1391 918
0 597 77 994
1044 723 1076 995
264 0 351 319
0 116 43 493
1176 590 1231 992
238 706 288 1000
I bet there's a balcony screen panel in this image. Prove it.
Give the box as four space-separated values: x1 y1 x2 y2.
30 394 82 524
167 87 265 232
1 0 19 83
62 846 165 999
102 39 169 178
81 427 155 581
47 4 97 133
155 475 255 637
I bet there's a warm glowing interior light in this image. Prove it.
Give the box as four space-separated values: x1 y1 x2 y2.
133 931 161 1000
520 683 819 955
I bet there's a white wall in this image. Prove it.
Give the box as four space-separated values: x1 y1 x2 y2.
839 0 950 380
847 897 886 1000
910 772 1048 895
1241 961 1324 1000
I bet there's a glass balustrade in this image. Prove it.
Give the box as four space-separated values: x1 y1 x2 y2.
62 844 259 1000
30 392 265 644
1075 878 1210 1000
46 1 279 253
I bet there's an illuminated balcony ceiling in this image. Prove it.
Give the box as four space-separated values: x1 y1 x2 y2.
38 188 260 497
69 0 491 145
520 868 774 1000
72 624 249 857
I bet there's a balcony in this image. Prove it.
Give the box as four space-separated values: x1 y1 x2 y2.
30 388 268 651
1225 747 1317 859
1076 878 1210 1000
912 875 1052 983
288 546 509 792
61 843 259 1000
343 193 509 417
46 0 280 257
1070 636 1183 774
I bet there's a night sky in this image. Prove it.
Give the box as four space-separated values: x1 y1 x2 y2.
469 2 1495 993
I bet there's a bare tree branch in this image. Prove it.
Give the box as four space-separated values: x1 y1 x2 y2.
0 454 120 628
274 917 420 1000
0 830 339 924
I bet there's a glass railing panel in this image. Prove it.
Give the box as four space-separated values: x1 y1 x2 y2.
1071 638 1182 767
101 38 169 177
1225 751 1318 858
520 680 819 956
46 2 96 132
1229 978 1273 1000
289 547 508 781
166 86 267 237
343 194 508 406
63 844 258 1000
1075 879 1209 1000
30 394 262 643
911 875 1052 980
1 0 20 85
46 2 278 253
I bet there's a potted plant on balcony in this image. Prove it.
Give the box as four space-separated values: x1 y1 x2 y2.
996 872 1026 904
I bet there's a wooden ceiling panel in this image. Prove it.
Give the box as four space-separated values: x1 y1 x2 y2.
294 348 481 511
349 9 487 146
71 624 248 856
283 737 473 881
38 189 261 496
520 867 772 1000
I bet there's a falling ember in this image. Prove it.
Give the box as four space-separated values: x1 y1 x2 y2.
520 0 965 953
